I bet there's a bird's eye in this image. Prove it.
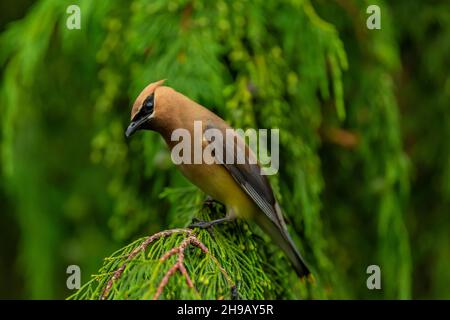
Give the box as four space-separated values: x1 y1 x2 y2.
143 94 154 113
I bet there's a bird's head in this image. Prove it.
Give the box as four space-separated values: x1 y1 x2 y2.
125 79 166 138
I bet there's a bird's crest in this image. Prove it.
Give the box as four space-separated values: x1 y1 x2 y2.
131 79 166 119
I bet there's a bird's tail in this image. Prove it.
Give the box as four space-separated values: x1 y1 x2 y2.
256 215 310 278
280 231 310 277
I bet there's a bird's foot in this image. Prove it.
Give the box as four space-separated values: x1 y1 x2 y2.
189 220 215 229
189 217 216 238
188 217 231 229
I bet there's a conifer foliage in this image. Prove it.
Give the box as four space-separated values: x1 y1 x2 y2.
0 0 448 299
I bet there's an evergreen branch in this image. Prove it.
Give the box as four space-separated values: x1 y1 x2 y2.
99 226 237 300
154 233 202 300
100 228 192 300
69 196 284 300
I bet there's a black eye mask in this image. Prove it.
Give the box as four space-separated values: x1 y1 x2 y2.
132 94 154 122
126 94 155 138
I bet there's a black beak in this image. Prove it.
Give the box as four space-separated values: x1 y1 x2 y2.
125 116 150 138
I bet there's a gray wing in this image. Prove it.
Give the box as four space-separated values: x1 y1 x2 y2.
204 121 311 277
204 121 287 230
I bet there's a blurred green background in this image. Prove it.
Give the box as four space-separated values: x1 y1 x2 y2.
0 0 449 299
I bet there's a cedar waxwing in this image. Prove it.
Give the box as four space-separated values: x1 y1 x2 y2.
125 80 310 277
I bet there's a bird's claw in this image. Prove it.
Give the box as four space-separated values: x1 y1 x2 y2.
189 221 214 229
188 219 216 238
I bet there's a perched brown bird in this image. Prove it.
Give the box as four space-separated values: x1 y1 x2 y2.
126 80 310 277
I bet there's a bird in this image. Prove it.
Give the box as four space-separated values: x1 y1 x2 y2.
125 79 310 277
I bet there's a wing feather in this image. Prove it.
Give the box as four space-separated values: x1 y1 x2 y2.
204 121 286 229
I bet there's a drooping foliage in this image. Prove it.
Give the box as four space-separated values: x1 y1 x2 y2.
0 0 448 299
